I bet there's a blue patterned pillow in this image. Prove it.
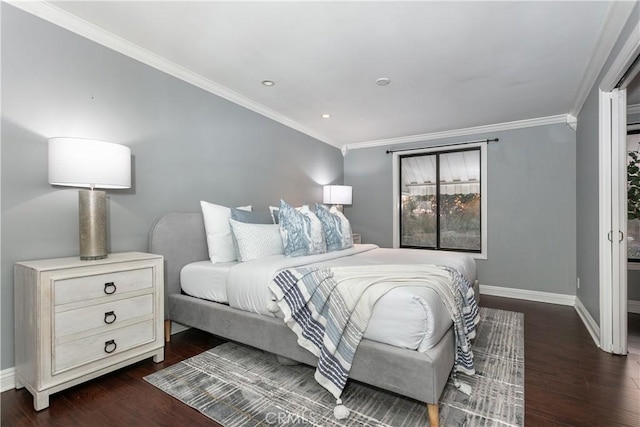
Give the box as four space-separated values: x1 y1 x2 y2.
330 206 354 249
315 204 345 251
279 200 326 257
316 204 353 251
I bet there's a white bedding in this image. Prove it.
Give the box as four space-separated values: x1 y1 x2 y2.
181 244 476 351
180 261 235 303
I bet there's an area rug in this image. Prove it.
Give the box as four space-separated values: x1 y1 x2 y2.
145 307 523 426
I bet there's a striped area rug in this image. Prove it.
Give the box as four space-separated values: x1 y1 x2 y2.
144 307 523 426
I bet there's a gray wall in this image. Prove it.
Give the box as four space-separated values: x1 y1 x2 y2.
576 1 640 323
344 124 577 295
1 5 343 370
576 86 601 320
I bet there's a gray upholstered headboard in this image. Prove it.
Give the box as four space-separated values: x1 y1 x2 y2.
148 213 208 318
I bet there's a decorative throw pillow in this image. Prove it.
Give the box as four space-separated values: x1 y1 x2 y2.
329 206 354 249
269 206 280 224
315 203 347 251
228 219 284 262
231 208 273 224
278 200 326 257
200 201 251 263
299 205 326 253
269 203 306 224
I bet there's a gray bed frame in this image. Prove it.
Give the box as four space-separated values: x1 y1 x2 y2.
149 212 458 426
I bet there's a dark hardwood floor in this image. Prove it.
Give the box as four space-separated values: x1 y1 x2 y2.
2 296 639 426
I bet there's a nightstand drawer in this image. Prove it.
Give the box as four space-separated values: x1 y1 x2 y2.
54 268 153 305
55 294 153 338
54 320 154 373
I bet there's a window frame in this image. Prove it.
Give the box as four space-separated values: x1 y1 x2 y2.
392 141 488 259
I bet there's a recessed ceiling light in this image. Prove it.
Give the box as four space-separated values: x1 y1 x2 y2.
376 77 391 86
321 114 331 119
261 80 275 86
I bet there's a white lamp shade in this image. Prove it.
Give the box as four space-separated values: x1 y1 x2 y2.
323 185 352 205
48 138 131 189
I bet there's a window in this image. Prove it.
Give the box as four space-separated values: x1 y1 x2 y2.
393 143 487 258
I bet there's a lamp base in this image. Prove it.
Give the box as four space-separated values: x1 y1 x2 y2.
79 190 107 260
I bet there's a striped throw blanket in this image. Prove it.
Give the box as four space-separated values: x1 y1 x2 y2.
269 264 479 400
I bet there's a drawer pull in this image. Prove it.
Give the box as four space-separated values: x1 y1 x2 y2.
104 282 117 295
104 340 117 354
104 311 117 324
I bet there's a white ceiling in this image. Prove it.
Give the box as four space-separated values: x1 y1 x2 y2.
30 1 620 147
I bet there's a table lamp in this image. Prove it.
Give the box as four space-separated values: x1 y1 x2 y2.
48 137 131 260
323 185 352 212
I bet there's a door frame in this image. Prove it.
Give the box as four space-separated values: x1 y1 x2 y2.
598 20 639 354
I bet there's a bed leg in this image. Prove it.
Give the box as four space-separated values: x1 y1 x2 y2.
427 403 439 427
164 320 172 343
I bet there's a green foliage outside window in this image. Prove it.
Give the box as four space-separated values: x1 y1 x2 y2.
629 151 640 260
629 151 640 220
401 193 480 250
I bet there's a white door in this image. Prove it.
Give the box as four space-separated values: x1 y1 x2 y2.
595 5 638 356
599 88 628 355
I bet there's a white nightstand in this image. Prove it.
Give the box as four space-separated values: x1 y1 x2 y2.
14 252 164 411
352 233 361 244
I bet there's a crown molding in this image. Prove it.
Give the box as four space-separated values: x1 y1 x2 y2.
600 20 640 92
11 1 626 152
344 114 569 151
7 1 340 148
570 1 638 117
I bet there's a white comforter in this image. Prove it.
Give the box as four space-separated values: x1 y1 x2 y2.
226 244 476 351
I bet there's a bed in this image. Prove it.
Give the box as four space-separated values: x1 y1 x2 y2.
149 212 478 427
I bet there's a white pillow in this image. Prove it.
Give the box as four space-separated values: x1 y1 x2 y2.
228 219 284 262
269 206 280 224
200 201 251 263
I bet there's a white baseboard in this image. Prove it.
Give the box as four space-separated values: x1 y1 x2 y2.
479 285 603 348
574 297 601 348
629 300 640 314
479 284 576 306
1 367 16 393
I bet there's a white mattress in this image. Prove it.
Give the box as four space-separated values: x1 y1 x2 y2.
365 286 451 351
180 261 235 303
180 245 476 351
